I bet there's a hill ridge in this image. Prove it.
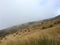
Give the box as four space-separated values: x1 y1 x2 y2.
0 15 60 45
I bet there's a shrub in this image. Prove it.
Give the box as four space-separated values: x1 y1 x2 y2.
28 30 30 32
16 32 18 35
4 37 7 40
42 27 46 29
57 21 60 24
49 25 53 28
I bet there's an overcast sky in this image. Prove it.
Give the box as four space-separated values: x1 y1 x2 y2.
0 0 60 29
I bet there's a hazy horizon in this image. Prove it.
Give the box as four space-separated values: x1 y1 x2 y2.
0 0 60 29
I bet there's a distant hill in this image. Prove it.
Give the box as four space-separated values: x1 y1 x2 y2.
0 15 60 45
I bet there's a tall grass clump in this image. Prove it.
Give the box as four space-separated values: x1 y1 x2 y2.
5 36 60 45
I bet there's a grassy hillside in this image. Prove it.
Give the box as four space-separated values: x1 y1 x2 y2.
0 15 60 45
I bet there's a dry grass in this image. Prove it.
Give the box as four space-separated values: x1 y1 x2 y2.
0 24 60 45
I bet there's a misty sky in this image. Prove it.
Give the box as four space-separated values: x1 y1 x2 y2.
0 0 60 29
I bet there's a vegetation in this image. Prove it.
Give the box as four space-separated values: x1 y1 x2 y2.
0 15 60 45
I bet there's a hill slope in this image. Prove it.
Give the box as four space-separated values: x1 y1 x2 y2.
0 15 60 45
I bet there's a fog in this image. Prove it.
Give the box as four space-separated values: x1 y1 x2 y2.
0 0 60 29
